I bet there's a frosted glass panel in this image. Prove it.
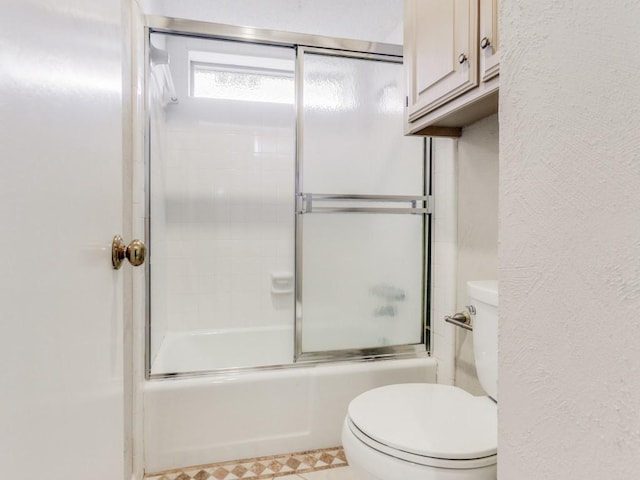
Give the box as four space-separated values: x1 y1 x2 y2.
301 213 424 352
298 52 426 355
301 53 424 195
148 33 296 375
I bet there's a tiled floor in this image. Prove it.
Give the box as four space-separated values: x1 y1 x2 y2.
272 466 355 480
145 447 353 480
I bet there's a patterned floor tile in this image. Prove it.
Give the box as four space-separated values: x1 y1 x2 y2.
145 447 349 480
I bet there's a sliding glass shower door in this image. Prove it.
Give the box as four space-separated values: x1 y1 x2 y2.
147 32 297 375
296 49 428 359
146 28 429 376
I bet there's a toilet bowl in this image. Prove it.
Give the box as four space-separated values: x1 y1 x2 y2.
343 281 498 480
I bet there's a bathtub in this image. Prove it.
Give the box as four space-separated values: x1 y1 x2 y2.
144 329 436 472
151 325 294 374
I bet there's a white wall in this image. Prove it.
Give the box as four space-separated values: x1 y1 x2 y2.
456 114 499 394
430 116 499 391
430 138 458 385
500 1 640 478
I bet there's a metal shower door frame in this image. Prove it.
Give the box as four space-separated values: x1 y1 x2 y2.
143 16 431 378
294 46 432 362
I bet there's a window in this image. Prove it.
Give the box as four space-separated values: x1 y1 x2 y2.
190 51 294 104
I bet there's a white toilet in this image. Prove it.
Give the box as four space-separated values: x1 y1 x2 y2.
342 280 498 480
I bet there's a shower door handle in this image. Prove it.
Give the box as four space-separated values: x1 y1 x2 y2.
112 235 146 269
297 193 433 214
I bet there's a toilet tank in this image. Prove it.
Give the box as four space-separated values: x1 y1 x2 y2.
468 280 498 401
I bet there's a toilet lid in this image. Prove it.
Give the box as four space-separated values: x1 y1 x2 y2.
347 383 497 460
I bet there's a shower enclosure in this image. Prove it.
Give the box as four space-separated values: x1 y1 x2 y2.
145 19 431 377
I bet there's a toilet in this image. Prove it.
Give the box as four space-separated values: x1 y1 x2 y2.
342 280 498 480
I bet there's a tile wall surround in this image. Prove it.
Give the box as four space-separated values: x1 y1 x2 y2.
144 447 349 480
159 123 295 334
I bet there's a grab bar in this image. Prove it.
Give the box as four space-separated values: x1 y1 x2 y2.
297 193 433 214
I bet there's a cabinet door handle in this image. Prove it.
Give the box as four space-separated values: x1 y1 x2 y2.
480 37 491 49
457 53 467 64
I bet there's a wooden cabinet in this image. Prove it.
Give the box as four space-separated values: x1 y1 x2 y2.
404 0 500 137
480 0 500 81
405 0 478 121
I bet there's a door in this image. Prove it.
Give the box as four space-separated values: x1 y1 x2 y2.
146 32 297 375
296 48 429 359
404 0 479 121
0 1 126 479
480 0 500 81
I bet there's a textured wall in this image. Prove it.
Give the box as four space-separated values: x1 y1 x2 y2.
500 1 640 479
456 114 499 395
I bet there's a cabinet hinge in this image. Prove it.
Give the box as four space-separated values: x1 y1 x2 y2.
405 96 409 108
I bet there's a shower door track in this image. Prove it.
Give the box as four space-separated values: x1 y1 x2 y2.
145 16 403 57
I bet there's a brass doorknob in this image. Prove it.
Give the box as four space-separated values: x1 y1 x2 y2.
112 235 146 269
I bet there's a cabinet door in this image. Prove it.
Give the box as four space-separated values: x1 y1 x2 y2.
480 0 500 81
405 0 478 123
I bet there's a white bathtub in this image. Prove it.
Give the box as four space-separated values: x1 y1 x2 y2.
144 329 437 472
151 325 294 374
